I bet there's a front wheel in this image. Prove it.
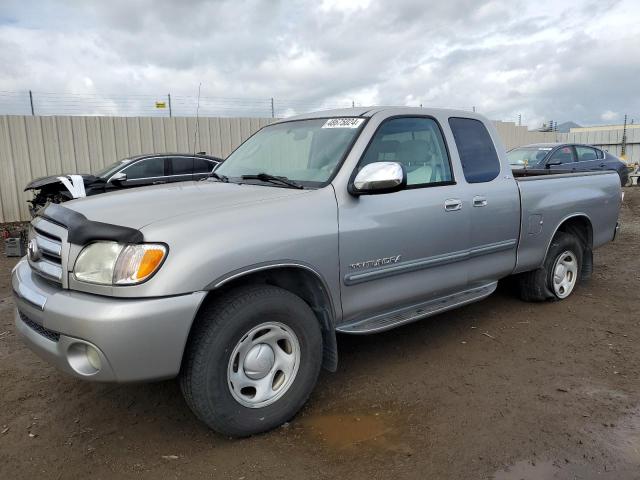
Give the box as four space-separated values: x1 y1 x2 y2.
180 285 323 437
516 232 583 302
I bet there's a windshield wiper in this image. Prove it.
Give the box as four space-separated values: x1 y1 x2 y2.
209 171 229 182
241 173 304 189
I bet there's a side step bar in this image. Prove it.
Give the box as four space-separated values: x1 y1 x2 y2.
336 282 498 335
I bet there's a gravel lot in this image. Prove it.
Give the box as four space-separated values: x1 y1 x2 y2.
1 188 638 480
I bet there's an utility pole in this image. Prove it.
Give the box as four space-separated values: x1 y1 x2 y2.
621 114 628 158
29 90 35 116
352 100 355 108
270 97 275 118
167 94 172 118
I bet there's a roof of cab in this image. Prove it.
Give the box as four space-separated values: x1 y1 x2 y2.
125 152 222 161
278 106 487 123
516 142 603 149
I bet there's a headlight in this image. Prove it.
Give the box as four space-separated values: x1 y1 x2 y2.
74 242 167 285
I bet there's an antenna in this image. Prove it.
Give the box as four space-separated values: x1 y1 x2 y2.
192 83 202 154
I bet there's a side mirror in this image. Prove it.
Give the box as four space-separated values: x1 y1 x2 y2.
110 172 127 184
349 162 406 196
545 161 561 169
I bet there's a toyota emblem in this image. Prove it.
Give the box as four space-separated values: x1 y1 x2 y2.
28 238 41 262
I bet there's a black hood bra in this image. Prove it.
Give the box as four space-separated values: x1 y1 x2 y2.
38 203 143 246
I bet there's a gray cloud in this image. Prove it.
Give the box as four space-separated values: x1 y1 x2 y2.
0 0 638 126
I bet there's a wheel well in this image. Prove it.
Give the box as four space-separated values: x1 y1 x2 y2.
199 267 338 372
555 216 592 249
553 215 593 280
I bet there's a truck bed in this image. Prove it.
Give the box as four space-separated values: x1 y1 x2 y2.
513 170 621 274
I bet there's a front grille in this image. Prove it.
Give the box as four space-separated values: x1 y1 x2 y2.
19 310 60 342
28 219 66 285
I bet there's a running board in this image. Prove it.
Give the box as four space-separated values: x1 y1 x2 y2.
336 282 498 335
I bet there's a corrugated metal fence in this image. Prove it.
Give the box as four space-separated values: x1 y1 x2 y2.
1 115 636 222
0 116 274 222
493 121 567 149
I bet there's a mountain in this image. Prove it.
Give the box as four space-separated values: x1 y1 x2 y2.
555 121 581 132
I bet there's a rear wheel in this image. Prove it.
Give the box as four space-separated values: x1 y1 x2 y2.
180 285 322 437
516 232 583 302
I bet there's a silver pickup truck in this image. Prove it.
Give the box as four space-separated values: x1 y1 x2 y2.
12 107 621 436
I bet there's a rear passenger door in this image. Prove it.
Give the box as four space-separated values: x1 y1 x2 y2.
193 158 218 180
168 156 195 183
448 117 520 288
574 145 602 172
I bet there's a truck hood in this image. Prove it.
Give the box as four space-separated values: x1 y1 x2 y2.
63 180 311 229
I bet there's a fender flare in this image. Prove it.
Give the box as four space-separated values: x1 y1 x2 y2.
205 260 339 371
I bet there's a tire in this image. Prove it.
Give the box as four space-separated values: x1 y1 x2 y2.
180 284 323 437
516 232 583 302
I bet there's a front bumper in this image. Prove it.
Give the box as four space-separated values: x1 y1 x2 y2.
12 259 206 382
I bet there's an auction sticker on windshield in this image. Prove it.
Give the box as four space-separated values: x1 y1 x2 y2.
322 118 364 128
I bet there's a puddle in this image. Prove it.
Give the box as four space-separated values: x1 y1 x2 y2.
301 413 390 449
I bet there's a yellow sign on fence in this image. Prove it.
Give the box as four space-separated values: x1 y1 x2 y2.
155 101 166 109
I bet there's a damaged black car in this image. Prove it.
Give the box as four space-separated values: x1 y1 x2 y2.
25 152 222 215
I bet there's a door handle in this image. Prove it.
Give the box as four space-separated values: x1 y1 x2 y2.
153 180 166 185
473 196 488 207
444 199 462 211
599 163 606 168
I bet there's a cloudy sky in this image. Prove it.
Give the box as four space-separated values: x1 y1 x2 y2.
1 0 639 127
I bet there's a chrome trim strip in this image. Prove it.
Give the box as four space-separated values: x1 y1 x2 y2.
344 239 517 286
13 284 47 311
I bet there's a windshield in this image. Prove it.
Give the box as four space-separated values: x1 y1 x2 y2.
214 118 364 186
94 159 132 178
506 147 552 167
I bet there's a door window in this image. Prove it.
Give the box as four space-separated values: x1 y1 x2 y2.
448 117 500 183
358 117 453 187
575 146 598 162
548 146 576 165
122 157 166 179
194 158 216 173
170 157 194 175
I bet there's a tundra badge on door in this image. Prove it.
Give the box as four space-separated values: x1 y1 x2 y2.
350 255 401 270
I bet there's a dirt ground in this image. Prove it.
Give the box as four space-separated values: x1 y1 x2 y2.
1 188 639 480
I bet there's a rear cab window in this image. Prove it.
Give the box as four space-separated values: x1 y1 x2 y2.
448 117 500 183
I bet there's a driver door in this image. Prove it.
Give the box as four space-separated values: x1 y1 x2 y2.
337 117 471 328
118 156 169 187
545 146 576 172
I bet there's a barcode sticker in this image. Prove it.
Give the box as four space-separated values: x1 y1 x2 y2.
322 118 364 129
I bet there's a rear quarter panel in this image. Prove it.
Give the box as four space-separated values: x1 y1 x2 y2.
514 171 621 273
